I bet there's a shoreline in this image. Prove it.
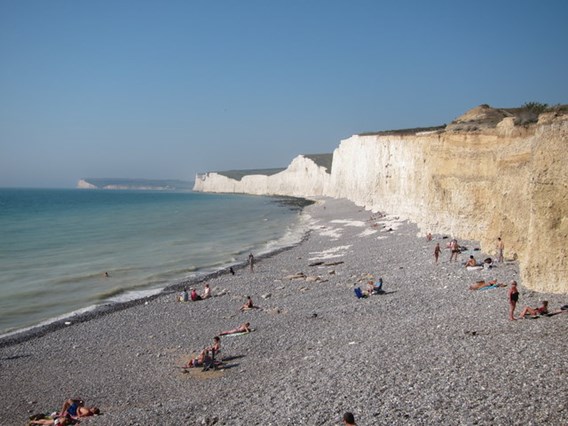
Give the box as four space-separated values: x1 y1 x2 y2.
1 197 566 425
0 194 313 346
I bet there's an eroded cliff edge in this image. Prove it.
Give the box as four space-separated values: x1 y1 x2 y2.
194 105 568 294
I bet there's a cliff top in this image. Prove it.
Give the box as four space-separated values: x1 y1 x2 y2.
303 153 333 173
358 103 568 136
215 168 286 181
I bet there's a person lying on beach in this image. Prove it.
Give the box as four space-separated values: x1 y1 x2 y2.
220 322 251 336
469 280 505 290
29 415 71 426
240 296 257 311
59 398 99 418
519 301 548 318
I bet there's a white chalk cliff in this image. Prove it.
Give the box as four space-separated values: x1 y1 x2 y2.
194 105 568 294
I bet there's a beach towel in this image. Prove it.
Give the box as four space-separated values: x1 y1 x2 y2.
223 331 250 337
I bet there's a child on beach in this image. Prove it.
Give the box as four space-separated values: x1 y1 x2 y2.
508 280 519 320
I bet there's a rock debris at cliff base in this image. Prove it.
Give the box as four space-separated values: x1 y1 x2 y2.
1 198 567 425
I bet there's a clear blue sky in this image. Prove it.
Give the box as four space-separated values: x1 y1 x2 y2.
1 0 567 188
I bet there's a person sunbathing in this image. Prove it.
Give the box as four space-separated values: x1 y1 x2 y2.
220 322 251 335
29 417 70 426
519 301 548 318
469 279 503 290
240 296 256 311
58 398 99 419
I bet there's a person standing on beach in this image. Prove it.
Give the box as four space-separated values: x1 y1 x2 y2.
508 280 519 320
449 239 460 262
496 237 505 262
248 253 255 272
434 243 441 264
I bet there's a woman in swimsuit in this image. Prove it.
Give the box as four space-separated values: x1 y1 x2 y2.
508 280 519 320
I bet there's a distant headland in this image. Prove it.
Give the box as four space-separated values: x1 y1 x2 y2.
77 178 194 191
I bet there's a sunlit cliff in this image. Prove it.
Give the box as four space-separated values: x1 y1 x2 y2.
194 105 568 294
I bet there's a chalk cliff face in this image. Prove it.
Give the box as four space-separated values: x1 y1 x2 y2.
194 106 568 294
193 155 331 197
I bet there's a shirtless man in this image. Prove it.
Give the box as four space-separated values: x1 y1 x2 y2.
449 239 460 262
465 255 477 268
248 253 255 272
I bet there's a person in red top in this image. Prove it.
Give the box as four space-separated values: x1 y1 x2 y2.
519 301 548 318
190 288 202 301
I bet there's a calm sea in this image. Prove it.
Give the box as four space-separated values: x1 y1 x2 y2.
0 188 309 335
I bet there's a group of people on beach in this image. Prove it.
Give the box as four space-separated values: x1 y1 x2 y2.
177 283 211 302
427 233 568 321
182 290 256 370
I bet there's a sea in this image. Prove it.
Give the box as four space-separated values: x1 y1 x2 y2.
0 188 310 336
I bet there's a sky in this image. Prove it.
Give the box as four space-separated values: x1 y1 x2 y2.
1 0 567 188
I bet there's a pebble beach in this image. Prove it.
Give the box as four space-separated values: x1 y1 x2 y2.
1 197 567 425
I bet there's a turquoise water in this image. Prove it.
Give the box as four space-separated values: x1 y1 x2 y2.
0 189 307 334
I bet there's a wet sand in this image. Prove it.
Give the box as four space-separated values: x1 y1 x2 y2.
1 198 567 425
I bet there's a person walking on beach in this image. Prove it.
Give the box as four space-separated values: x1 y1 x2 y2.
508 280 519 320
434 242 441 264
248 253 255 272
449 239 460 262
496 237 505 262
